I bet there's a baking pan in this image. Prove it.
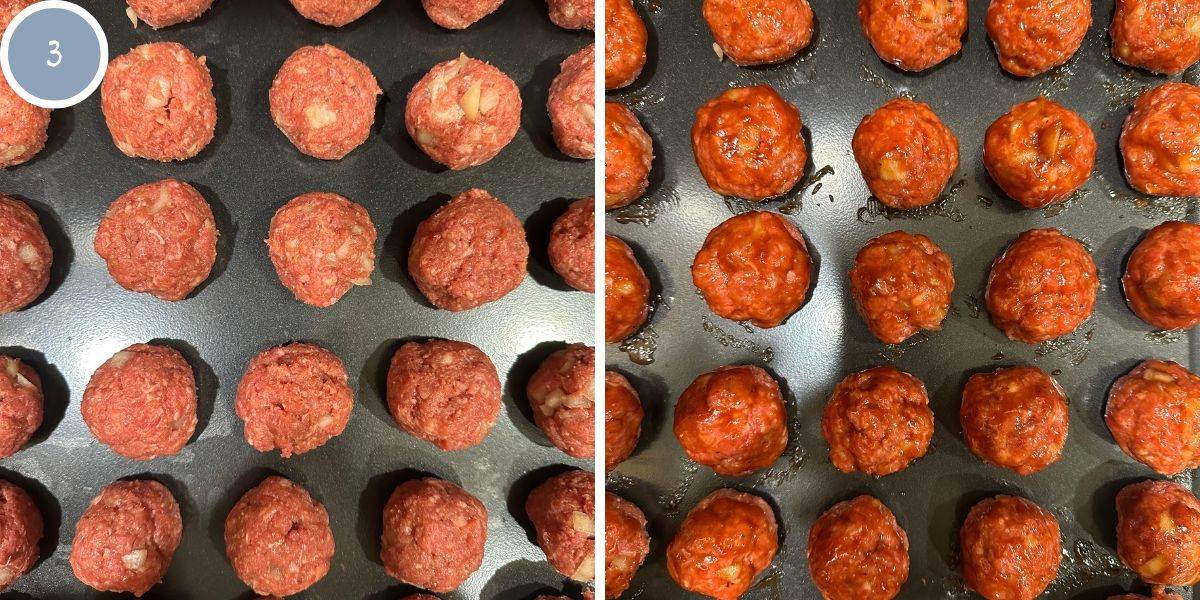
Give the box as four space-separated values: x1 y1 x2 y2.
0 0 594 598
604 0 1198 598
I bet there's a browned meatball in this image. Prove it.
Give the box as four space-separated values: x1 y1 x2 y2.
605 492 649 599
852 98 959 210
858 0 968 71
1106 360 1200 475
1111 0 1200 75
1109 587 1185 600
1124 221 1200 331
849 230 954 344
605 371 643 471
986 0 1091 77
703 0 814 66
960 495 1062 600
960 365 1069 475
605 103 653 210
822 366 933 476
983 96 1096 208
985 228 1098 344
807 495 909 600
1121 83 1200 197
1117 479 1200 585
605 0 647 89
667 489 778 600
605 235 650 343
674 364 788 476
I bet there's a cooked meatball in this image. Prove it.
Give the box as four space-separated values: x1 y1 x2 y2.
960 365 1069 475
126 0 213 28
605 371 643 471
266 192 376 307
807 495 909 600
849 230 954 344
0 77 49 169
526 469 595 582
853 98 959 210
549 197 595 293
985 228 1098 343
1116 479 1200 585
0 195 52 314
983 96 1096 208
0 0 34 32
667 488 778 600
1121 83 1200 196
605 102 653 210
605 0 647 89
527 344 595 458
1106 360 1200 475
69 480 181 597
381 478 487 592
604 235 650 343
822 366 933 476
288 0 379 25
1124 222 1200 330
0 479 41 591
0 356 41 459
858 0 968 71
386 339 500 450
1111 0 1200 75
605 492 649 599
986 0 1091 77
960 495 1061 600
674 364 788 476
421 0 503 28
1109 587 1185 600
703 0 813 66
269 45 381 160
225 476 334 597
549 45 596 159
548 0 593 28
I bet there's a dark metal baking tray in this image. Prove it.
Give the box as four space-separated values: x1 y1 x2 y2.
605 0 1198 598
0 1 594 598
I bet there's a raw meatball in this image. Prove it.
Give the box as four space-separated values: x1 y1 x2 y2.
807 495 909 600
674 364 788 476
69 480 181 597
94 178 218 301
986 0 1091 77
548 45 596 159
527 344 595 458
386 339 500 450
1111 0 1200 74
1124 222 1200 330
234 343 353 457
288 0 379 25
548 197 595 293
0 78 49 169
526 470 595 582
604 235 650 343
984 96 1096 208
0 356 41 459
605 102 653 209
605 0 647 89
0 195 51 313
703 0 813 66
266 192 376 307
421 0 503 28
1116 479 1200 585
853 98 959 210
406 55 521 170
822 366 933 476
604 371 643 471
381 478 487 592
1106 360 1200 475
548 0 593 28
0 479 41 591
1122 83 1200 196
270 45 381 160
225 476 334 596
960 495 1061 600
126 0 213 28
858 0 968 71
101 42 216 161
408 188 529 311
82 344 197 460
692 211 812 328
985 228 1098 343
605 492 649 599
692 85 807 201
667 488 778 600
849 230 954 344
960 365 1069 475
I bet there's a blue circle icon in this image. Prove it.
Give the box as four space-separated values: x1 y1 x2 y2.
1 1 107 109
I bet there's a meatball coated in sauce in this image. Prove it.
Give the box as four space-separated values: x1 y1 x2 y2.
605 235 650 343
674 365 788 476
0 78 49 169
692 211 812 329
605 103 654 210
526 470 595 582
549 198 595 293
986 0 1091 77
692 85 807 201
703 0 813 66
421 0 503 29
960 365 1069 475
0 356 41 459
0 480 40 591
1117 480 1200 585
1111 0 1200 75
807 495 910 600
606 492 649 599
549 45 596 160
69 480 182 597
269 45 381 160
853 98 959 210
381 478 487 592
126 0 213 28
605 371 643 471
386 339 500 451
849 230 954 344
960 495 1061 600
985 228 1098 344
984 97 1097 208
1110 590 1185 600
0 196 50 314
1124 222 1200 330
0 0 34 32
527 344 595 458
1106 360 1200 475
605 0 647 89
667 489 778 600
858 0 968 72
288 0 379 25
1121 83 1200 196
225 476 334 597
823 367 933 476
266 192 376 307
406 55 521 170
548 0 593 29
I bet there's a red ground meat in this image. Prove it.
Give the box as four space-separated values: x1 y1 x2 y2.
985 228 1098 343
225 476 334 596
984 96 1096 208
549 197 595 293
858 0 968 71
126 0 213 28
986 0 1091 77
960 495 1061 600
667 488 778 600
1106 360 1200 475
548 45 596 159
807 495 909 600
0 78 49 170
0 479 41 591
548 0 593 28
605 491 649 599
604 371 643 471
234 343 353 457
0 356 41 459
270 45 380 160
421 0 503 28
853 98 959 210
0 195 51 313
693 85 807 201
381 477 487 592
408 188 529 311
604 235 650 343
1117 479 1200 585
101 42 216 161
605 102 653 210
69 480 181 597
82 344 197 461
822 366 933 476
527 344 595 458
386 339 501 450
703 0 812 66
850 230 954 344
94 178 218 301
266 192 376 307
1121 83 1200 196
0 0 33 33
288 0 379 25
674 364 788 476
1110 589 1185 600
1111 0 1200 75
960 365 1069 475
1124 222 1200 330
605 0 647 89
526 469 595 582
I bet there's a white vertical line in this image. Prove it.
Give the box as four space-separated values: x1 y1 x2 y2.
593 0 607 596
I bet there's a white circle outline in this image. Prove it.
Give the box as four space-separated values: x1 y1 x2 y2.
1 0 107 109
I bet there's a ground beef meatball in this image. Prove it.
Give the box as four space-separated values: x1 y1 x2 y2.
606 492 649 599
1107 360 1200 475
0 195 51 313
822 366 933 476
1111 0 1200 75
549 197 595 292
526 470 595 582
126 0 213 28
984 96 1096 208
703 0 813 66
288 0 379 25
421 0 503 28
0 479 41 591
225 476 334 596
548 0 593 28
548 45 596 160
667 489 778 600
1117 479 1200 585
406 55 521 170
692 211 812 329
853 98 959 210
381 477 487 592
960 495 1061 600
0 0 34 32
101 42 216 161
266 192 376 307
605 371 643 471
961 365 1069 475
386 339 500 451
527 344 595 458
0 356 40 459
1124 222 1200 330
234 343 353 457
849 230 954 344
986 0 1091 77
674 364 788 476
1121 83 1200 196
94 178 218 301
82 344 197 461
69 480 181 597
270 45 381 160
605 0 647 89
605 103 653 210
985 228 1098 343
1110 589 1185 600
0 78 49 170
807 495 909 600
408 188 528 311
604 235 650 343
858 0 968 71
